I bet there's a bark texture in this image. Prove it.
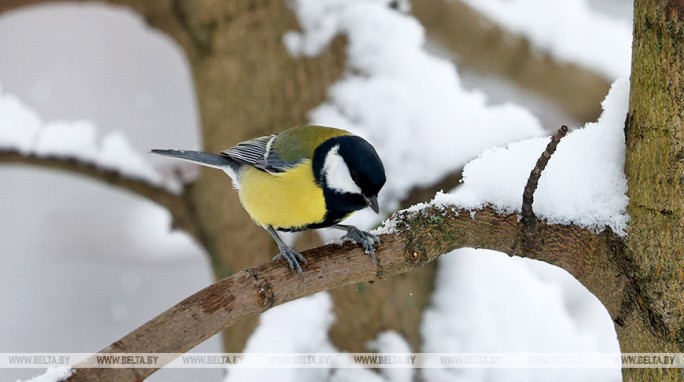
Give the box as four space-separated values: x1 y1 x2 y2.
621 0 684 380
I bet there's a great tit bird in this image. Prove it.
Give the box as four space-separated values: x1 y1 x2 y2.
151 125 386 273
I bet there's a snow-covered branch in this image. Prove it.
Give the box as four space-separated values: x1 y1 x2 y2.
60 108 668 380
60 127 636 381
62 203 631 382
0 148 203 243
412 0 625 123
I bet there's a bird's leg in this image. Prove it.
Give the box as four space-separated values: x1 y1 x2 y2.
266 226 306 274
332 224 380 263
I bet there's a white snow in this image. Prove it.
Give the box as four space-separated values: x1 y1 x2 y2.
0 90 41 153
34 120 99 160
224 292 404 382
19 367 72 382
285 0 545 214
0 83 180 192
224 293 336 382
124 202 206 261
367 331 414 382
99 131 170 185
461 0 632 79
435 77 630 235
421 249 621 382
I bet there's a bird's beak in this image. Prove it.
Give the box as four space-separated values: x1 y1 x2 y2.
364 195 380 214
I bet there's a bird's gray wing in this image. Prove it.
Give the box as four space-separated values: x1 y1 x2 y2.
221 135 301 173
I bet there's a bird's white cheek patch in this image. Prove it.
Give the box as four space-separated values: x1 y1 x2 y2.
323 145 362 194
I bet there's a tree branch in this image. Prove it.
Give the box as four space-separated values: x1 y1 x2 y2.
60 125 643 381
62 204 632 381
0 149 204 243
412 0 611 123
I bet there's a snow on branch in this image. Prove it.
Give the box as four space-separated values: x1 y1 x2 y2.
0 83 205 241
460 0 632 80
0 148 203 242
61 134 631 381
63 208 628 381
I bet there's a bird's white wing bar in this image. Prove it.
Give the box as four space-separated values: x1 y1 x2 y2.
263 135 276 162
221 134 299 173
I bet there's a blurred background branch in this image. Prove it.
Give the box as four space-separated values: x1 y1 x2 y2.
413 0 611 124
0 148 205 243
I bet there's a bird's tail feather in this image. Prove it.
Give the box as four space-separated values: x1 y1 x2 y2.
150 149 236 170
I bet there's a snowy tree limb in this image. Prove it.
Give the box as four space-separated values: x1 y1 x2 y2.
60 129 650 381
62 205 634 381
0 149 205 243
412 0 611 123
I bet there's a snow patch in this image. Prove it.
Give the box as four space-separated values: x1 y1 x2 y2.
420 249 621 382
19 367 73 382
34 120 98 160
367 331 414 382
0 93 41 153
0 83 179 192
225 292 414 382
436 77 630 235
462 0 632 79
285 0 544 220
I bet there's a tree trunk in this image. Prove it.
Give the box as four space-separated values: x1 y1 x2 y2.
623 0 684 380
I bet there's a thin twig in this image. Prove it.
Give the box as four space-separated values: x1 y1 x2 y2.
521 125 569 225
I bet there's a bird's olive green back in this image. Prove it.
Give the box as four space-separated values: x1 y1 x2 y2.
273 125 351 162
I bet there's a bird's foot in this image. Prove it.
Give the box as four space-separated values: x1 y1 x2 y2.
339 226 380 263
272 246 307 274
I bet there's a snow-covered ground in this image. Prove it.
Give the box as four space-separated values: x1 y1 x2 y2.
0 1 632 381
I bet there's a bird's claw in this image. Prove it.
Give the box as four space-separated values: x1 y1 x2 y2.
272 246 307 274
341 227 380 263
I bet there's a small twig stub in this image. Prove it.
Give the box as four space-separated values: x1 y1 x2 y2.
521 125 569 225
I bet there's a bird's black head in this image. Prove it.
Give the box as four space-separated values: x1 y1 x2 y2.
312 135 386 217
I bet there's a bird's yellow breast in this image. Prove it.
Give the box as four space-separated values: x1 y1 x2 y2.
237 161 326 230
